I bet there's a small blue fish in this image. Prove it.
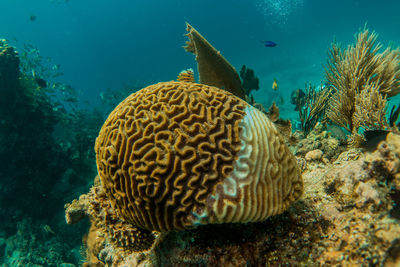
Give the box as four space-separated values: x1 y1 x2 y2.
261 41 277 47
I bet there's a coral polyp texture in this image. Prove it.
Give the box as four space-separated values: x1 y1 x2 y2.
95 76 303 232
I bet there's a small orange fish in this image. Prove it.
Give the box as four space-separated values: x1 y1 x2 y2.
272 79 278 91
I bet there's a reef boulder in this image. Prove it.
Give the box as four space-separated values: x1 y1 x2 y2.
95 74 303 232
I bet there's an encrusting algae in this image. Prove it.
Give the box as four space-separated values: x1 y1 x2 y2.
64 24 400 266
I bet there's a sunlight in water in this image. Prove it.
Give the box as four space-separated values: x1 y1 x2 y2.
256 0 303 25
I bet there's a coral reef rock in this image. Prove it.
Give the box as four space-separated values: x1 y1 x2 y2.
67 130 400 266
3 218 78 266
293 123 346 161
305 149 323 161
151 132 400 266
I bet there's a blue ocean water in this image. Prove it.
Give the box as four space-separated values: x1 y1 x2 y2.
1 0 399 108
1 0 400 265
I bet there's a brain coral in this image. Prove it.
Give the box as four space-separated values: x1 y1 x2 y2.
95 77 303 232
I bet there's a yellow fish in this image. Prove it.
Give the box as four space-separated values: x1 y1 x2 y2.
272 79 278 91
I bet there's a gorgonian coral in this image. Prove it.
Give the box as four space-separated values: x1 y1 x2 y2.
325 28 400 134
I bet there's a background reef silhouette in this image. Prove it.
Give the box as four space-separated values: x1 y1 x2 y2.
0 40 132 265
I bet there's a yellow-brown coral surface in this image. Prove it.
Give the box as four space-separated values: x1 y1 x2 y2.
95 79 302 232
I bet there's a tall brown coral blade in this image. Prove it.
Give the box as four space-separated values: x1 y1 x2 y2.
184 23 246 100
